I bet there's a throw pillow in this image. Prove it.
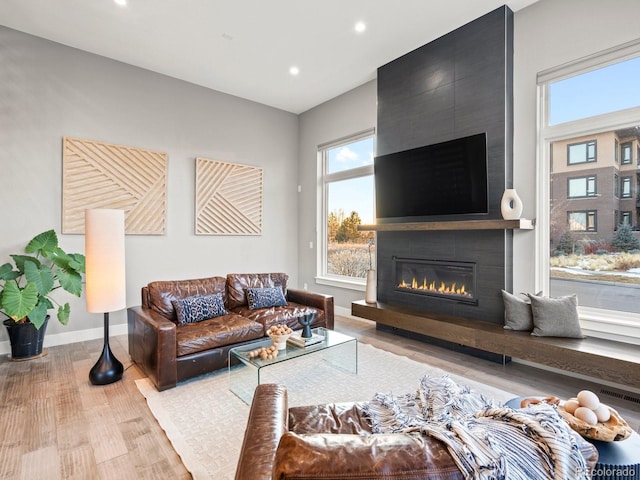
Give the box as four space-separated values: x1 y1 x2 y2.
172 293 228 325
246 287 287 310
502 290 534 331
527 294 585 338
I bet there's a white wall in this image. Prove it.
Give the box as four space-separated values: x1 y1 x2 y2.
0 26 299 351
512 0 640 293
297 81 377 311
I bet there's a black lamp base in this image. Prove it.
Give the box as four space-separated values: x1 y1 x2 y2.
89 312 124 385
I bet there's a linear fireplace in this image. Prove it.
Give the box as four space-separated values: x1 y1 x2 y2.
393 257 477 305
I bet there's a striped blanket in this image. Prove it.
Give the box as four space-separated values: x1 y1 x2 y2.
362 375 589 480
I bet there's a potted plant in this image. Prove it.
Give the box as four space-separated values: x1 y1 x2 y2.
0 229 85 359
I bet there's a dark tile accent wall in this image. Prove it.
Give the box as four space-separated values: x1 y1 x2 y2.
376 6 514 323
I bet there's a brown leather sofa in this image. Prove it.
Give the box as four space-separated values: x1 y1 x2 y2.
235 384 599 480
127 273 333 391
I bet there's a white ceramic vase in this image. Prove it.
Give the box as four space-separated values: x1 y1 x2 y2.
500 189 523 220
365 269 377 304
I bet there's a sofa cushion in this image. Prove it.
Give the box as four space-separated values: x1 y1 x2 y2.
227 273 288 309
231 302 325 332
147 276 227 323
289 402 372 435
246 287 287 310
172 293 228 325
273 432 463 480
176 313 263 357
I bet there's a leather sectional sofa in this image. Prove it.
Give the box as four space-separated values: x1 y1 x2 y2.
127 273 333 391
235 384 599 480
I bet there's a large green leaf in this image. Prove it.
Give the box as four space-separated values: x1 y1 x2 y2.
67 253 86 274
25 229 58 256
23 259 54 296
47 247 71 269
27 300 49 329
0 281 38 320
10 254 41 274
57 269 83 296
57 303 71 326
0 262 19 281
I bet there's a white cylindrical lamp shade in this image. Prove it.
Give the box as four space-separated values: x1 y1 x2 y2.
85 209 127 313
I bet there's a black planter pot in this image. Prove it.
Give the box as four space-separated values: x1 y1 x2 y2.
3 315 49 360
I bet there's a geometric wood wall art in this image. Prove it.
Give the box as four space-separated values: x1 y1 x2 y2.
195 157 263 235
62 136 168 235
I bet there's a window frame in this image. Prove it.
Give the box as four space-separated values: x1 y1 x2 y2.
567 175 597 198
567 210 597 232
536 39 640 341
567 140 597 165
316 128 375 291
621 141 633 164
621 176 633 198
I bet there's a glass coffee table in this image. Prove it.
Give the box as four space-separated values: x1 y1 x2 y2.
228 327 357 404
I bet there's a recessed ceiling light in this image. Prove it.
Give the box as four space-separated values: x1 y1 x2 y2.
289 66 300 76
114 0 127 6
354 21 366 33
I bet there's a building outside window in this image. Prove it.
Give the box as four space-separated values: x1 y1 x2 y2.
318 130 375 288
539 44 640 328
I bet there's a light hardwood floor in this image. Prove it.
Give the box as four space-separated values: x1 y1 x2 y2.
1 315 638 479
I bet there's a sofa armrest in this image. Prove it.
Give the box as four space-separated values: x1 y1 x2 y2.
127 306 177 391
235 384 288 480
286 288 334 330
273 432 463 480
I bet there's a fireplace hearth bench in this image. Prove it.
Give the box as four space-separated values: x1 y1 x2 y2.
352 300 640 390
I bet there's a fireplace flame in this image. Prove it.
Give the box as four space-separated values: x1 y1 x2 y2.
398 277 471 298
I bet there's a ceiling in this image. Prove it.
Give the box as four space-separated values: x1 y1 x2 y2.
0 0 539 114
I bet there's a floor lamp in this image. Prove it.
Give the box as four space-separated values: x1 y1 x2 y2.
85 209 126 385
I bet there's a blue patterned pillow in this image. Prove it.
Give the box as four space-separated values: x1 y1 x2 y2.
246 287 287 310
172 293 228 325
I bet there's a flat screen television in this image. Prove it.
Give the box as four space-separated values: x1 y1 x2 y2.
374 133 488 219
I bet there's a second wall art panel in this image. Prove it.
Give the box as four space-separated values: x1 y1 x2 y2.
195 157 263 235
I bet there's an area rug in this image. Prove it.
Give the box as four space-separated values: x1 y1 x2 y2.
136 342 514 480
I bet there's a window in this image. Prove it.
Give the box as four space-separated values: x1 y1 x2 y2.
621 142 633 164
567 140 596 165
539 43 640 328
567 176 596 198
568 210 597 232
318 130 375 287
621 176 632 198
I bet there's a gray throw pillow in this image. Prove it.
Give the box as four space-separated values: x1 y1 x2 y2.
528 294 585 338
502 290 533 331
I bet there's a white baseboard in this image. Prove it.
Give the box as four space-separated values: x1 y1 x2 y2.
0 323 128 356
1 308 356 356
335 305 353 318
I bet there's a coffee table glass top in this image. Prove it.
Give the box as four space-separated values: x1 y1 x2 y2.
228 327 357 404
